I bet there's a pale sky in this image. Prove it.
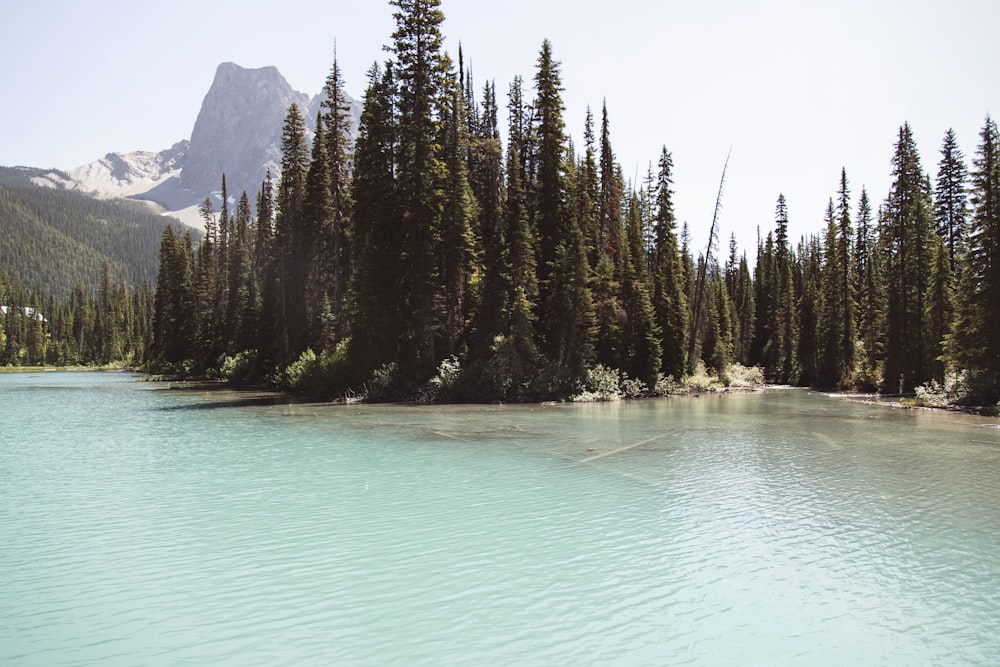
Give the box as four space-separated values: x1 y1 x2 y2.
2 0 997 254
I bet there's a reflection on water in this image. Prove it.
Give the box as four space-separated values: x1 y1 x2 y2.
2 373 999 665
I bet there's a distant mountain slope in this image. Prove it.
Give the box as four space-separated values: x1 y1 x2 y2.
0 167 195 298
27 62 362 230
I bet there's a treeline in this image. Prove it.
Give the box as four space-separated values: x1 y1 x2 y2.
150 0 1000 404
753 120 1000 404
0 266 152 367
0 167 182 298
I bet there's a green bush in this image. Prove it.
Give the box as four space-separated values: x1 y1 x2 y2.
280 348 318 393
685 361 724 391
725 363 765 388
278 340 352 398
653 373 686 396
364 362 400 402
220 349 260 385
573 364 621 402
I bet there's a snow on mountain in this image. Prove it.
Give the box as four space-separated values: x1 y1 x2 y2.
39 62 361 230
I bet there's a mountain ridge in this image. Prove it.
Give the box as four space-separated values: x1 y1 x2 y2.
25 62 361 229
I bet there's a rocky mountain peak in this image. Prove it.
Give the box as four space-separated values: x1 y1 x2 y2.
180 62 312 202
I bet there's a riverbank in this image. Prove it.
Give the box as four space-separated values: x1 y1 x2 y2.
0 365 138 373
840 393 1000 417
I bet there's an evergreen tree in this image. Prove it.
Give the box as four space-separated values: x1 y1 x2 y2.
152 226 195 363
272 103 312 366
924 234 953 383
579 107 601 266
303 112 335 350
469 80 508 354
254 172 275 359
948 116 1000 396
194 198 220 364
620 190 662 387
755 195 797 383
496 122 540 394
349 63 402 373
592 104 624 368
651 147 688 379
530 40 595 369
934 128 968 276
389 0 450 372
817 199 845 386
835 168 855 379
882 123 934 392
226 191 253 352
795 235 820 385
854 188 883 378
321 50 355 343
533 39 567 295
438 72 477 357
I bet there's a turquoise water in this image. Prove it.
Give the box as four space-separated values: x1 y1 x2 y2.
2 372 1000 665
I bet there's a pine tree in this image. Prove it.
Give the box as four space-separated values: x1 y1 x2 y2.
533 39 567 295
389 0 450 372
349 63 402 374
796 235 820 385
272 103 311 366
496 109 540 393
935 128 968 276
948 116 1000 397
817 199 844 387
854 188 883 378
757 195 797 383
469 80 508 354
835 168 855 379
620 190 661 387
882 123 934 392
530 40 594 370
924 234 953 383
579 107 601 266
254 172 275 360
592 103 623 368
303 112 334 350
438 72 477 357
194 198 220 364
651 147 688 379
226 191 252 352
321 50 354 343
152 225 195 363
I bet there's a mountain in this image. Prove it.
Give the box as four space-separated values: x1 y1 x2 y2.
0 167 194 298
29 62 361 229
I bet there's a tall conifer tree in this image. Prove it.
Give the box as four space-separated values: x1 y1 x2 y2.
882 123 934 392
948 116 1000 396
935 128 968 276
651 147 688 379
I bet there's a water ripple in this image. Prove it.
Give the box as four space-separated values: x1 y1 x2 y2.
3 378 1000 664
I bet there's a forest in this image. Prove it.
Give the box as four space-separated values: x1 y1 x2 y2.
7 0 1000 408
0 167 181 367
0 167 179 297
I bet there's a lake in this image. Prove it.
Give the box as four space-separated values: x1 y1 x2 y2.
2 371 1000 665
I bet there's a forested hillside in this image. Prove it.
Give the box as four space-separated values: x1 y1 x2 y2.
0 167 192 298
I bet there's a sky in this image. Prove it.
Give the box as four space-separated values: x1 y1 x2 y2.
2 0 998 254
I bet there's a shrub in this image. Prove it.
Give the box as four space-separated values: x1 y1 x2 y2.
278 340 352 398
620 376 647 399
526 360 577 402
685 361 724 392
364 362 399 402
220 349 260 385
726 363 765 388
653 373 686 396
280 348 318 393
430 355 464 402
